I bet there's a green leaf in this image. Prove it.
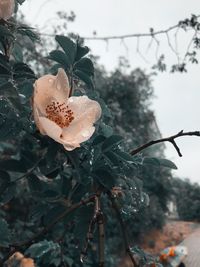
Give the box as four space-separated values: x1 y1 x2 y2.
48 50 70 68
0 184 16 205
114 150 135 163
74 58 94 77
16 24 39 41
0 219 11 247
142 157 160 167
13 63 35 80
143 157 178 169
158 158 178 170
43 205 66 226
0 25 14 39
100 122 113 137
16 0 26 5
74 205 94 248
0 54 11 74
0 159 27 173
94 168 116 189
55 35 77 65
12 42 23 62
104 151 119 166
92 135 106 146
75 44 89 61
102 135 123 152
74 69 94 89
19 80 33 99
26 240 60 259
28 174 44 192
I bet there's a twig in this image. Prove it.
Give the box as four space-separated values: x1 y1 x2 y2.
96 196 105 267
14 195 95 248
0 195 95 266
130 130 200 157
107 191 138 267
38 15 200 41
81 195 105 267
0 156 45 201
80 198 98 262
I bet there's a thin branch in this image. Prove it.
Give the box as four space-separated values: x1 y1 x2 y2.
38 15 200 41
183 31 197 62
166 32 178 57
80 198 98 262
82 25 179 41
96 196 105 267
130 130 200 157
81 195 105 267
13 195 95 248
107 191 138 267
0 196 95 266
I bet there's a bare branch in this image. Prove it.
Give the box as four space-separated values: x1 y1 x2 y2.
130 130 200 157
82 24 179 41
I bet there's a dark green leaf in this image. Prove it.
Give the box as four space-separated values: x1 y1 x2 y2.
55 35 77 65
48 50 71 68
0 219 11 247
74 58 94 77
75 44 89 61
102 135 123 152
16 24 39 41
16 0 26 5
43 205 66 226
158 158 178 170
74 69 94 89
12 42 23 62
114 151 135 163
0 159 27 173
143 157 160 166
94 168 116 189
92 135 106 146
26 240 60 259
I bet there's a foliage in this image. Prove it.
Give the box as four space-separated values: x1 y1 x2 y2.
173 178 200 221
0 3 180 267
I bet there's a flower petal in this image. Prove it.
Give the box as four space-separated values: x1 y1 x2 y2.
37 116 82 151
63 143 80 151
67 95 102 122
33 68 70 115
62 125 95 144
0 0 15 20
33 106 46 135
60 96 101 146
38 117 62 142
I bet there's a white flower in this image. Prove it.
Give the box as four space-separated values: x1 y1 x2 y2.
0 0 15 20
33 68 102 151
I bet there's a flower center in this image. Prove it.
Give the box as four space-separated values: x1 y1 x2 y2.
45 101 74 128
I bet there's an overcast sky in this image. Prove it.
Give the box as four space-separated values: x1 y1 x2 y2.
21 0 200 183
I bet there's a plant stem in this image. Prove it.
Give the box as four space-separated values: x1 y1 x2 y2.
107 191 138 267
